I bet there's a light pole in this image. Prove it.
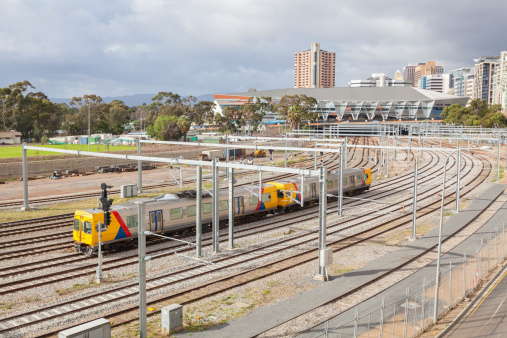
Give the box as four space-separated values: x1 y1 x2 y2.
433 149 461 322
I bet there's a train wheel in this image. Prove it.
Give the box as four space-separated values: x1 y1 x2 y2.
84 247 93 256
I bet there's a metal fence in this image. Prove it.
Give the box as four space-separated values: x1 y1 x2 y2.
0 140 311 180
312 224 507 338
0 148 206 180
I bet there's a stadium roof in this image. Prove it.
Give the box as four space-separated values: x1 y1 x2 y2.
224 87 467 103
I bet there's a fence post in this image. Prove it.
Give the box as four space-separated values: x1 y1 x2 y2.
449 261 452 307
403 287 409 338
380 297 384 338
421 277 426 330
503 222 505 259
463 254 466 298
354 307 358 338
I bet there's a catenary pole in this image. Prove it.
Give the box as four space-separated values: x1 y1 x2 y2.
228 167 234 249
196 166 202 257
212 158 219 253
137 202 147 338
412 159 418 239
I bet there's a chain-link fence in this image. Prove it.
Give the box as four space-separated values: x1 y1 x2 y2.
312 224 507 338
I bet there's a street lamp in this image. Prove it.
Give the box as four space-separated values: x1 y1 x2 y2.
433 148 461 322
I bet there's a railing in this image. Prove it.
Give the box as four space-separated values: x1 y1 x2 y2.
311 224 506 338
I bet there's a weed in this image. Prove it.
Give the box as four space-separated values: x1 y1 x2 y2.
6 305 12 309
263 290 271 295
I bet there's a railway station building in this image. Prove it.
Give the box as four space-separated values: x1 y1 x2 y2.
213 87 469 123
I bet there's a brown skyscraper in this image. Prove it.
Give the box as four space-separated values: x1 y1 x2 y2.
294 43 335 88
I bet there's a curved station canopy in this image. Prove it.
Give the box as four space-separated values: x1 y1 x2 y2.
213 87 469 122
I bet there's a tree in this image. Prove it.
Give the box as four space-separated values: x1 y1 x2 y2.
191 101 215 125
146 115 181 140
242 96 272 134
215 106 243 134
274 94 317 131
177 115 192 142
441 99 507 127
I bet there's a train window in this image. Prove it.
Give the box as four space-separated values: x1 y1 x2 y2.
249 195 259 205
261 193 271 202
127 215 138 228
327 180 333 188
304 186 307 194
365 173 369 180
203 203 212 214
74 219 80 231
357 175 362 180
277 190 284 198
170 208 183 220
83 221 92 234
343 177 347 184
219 200 228 211
150 213 155 225
187 205 196 217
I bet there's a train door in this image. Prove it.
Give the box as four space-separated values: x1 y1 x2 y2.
234 196 244 215
350 176 355 190
310 183 317 199
149 210 163 231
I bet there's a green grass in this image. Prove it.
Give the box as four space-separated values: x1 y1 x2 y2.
0 144 136 158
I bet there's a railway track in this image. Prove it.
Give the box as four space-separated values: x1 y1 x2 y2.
0 145 487 336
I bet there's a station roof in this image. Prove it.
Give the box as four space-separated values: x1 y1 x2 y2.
220 87 467 103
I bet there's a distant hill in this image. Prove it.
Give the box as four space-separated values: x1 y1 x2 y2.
50 93 215 107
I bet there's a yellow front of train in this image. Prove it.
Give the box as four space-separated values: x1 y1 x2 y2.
73 210 97 254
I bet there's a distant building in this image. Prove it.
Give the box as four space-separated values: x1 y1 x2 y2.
473 55 500 104
417 74 452 94
403 61 444 87
414 61 444 88
492 51 507 111
451 67 474 98
294 43 335 88
349 73 411 88
394 70 403 81
0 131 21 144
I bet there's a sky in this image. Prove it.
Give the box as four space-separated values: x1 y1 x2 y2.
1 0 507 99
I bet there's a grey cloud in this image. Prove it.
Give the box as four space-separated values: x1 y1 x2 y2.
1 0 506 98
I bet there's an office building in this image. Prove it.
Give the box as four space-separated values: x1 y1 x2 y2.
414 61 444 88
349 73 411 87
473 55 500 104
451 67 474 98
418 74 452 94
294 43 335 88
492 51 507 111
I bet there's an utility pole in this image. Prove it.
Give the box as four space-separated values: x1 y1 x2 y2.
88 104 91 152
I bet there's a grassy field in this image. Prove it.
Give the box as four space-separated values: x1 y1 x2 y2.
0 144 137 159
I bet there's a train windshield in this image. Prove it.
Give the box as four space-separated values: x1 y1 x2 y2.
74 219 80 231
83 221 92 234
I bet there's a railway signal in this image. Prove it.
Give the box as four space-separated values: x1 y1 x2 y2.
100 183 114 226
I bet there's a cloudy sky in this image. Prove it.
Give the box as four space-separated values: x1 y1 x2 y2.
1 0 507 99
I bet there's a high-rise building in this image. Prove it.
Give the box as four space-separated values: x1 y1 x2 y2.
414 61 444 88
473 56 500 104
403 61 444 87
294 43 335 88
451 67 474 98
492 51 507 111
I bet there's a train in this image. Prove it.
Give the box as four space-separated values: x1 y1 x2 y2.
73 167 372 255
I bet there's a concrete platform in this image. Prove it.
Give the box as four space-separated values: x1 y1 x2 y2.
185 183 507 338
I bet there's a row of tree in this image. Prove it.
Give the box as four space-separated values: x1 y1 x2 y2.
0 81 321 142
440 99 507 127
